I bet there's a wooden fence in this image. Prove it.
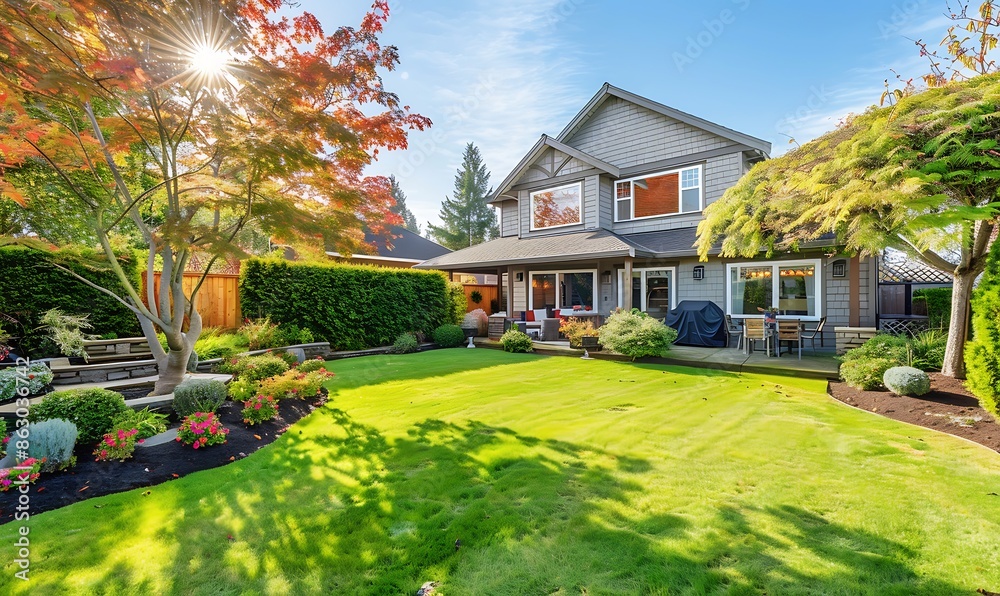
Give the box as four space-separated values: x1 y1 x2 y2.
464 284 499 315
142 272 242 329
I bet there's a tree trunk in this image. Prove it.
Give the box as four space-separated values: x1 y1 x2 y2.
152 346 191 396
941 270 977 378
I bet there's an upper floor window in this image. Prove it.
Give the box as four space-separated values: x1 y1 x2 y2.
614 165 703 222
530 182 582 230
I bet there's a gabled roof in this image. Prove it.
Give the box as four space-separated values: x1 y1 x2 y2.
557 83 772 155
414 229 652 270
490 135 620 204
328 226 450 264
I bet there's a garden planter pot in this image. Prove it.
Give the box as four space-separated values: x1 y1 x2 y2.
581 336 601 351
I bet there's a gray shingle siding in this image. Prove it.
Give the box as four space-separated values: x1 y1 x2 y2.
500 200 519 238
566 97 730 168
599 177 613 230
676 259 726 304
704 152 741 205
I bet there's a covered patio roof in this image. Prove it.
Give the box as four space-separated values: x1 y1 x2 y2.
413 229 654 271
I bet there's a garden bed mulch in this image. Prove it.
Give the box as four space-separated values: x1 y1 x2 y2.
828 374 1000 453
0 394 326 521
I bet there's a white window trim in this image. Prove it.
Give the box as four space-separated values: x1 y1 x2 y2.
529 182 583 231
613 164 704 223
528 269 598 311
725 259 823 321
617 267 678 313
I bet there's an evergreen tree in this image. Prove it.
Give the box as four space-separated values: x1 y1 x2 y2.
388 176 420 234
428 143 499 249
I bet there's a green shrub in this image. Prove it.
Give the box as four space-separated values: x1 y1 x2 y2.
883 366 931 397
840 357 896 390
240 317 282 350
275 323 314 346
908 329 947 372
598 308 678 360
499 329 533 353
433 324 466 348
967 239 1000 419
0 245 141 357
447 282 466 325
0 362 54 402
172 379 228 417
28 388 129 444
296 358 328 373
217 353 289 383
912 287 952 329
39 308 96 359
388 333 419 354
227 378 258 403
841 334 909 366
25 418 78 472
193 328 248 360
239 258 453 350
112 407 169 440
272 350 301 368
94 427 141 462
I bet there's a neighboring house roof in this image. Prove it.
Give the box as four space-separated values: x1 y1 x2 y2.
328 226 450 264
558 83 772 155
414 229 653 270
879 259 953 284
491 135 620 205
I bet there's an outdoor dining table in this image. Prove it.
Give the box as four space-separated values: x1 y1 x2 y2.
739 319 805 357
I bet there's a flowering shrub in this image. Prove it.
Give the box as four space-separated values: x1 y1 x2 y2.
94 427 142 462
176 412 229 449
0 458 45 492
499 329 533 353
296 357 327 374
217 353 289 383
258 368 332 400
242 394 278 425
270 349 301 368
461 309 489 336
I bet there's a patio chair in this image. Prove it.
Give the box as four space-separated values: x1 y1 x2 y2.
777 319 802 360
724 314 743 350
743 318 769 356
801 316 827 351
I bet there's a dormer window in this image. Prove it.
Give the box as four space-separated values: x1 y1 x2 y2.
530 182 582 230
614 165 703 222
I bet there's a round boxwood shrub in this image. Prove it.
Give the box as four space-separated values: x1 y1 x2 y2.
882 366 931 397
839 357 895 391
499 329 533 353
28 388 128 444
433 324 465 348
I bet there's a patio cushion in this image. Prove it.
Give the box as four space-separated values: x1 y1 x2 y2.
526 311 535 322
532 309 547 322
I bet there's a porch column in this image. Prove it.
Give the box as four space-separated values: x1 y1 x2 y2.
849 256 861 327
507 266 514 318
623 257 633 311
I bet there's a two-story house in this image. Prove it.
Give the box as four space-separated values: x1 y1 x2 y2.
416 84 877 343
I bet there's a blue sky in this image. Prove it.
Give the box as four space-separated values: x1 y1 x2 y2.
305 0 952 231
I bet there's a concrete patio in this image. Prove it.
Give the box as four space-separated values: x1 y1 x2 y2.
474 338 839 380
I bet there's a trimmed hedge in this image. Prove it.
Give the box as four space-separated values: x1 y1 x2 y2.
240 259 451 351
912 287 952 329
0 245 141 357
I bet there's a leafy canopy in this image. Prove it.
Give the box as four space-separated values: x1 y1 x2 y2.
696 73 1000 273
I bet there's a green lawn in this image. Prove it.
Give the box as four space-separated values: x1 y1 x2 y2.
2 350 999 594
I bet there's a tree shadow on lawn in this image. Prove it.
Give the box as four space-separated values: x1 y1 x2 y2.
27 408 966 595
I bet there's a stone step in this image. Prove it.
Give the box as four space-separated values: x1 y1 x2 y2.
137 428 178 447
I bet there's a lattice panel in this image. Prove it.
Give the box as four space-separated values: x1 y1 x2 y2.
878 318 929 336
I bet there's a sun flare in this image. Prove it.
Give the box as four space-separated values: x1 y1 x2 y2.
189 43 230 77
